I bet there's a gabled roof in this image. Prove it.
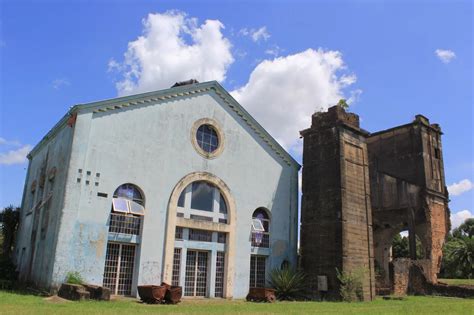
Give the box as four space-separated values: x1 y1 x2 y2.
29 81 300 169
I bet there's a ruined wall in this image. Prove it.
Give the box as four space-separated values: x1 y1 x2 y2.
367 115 449 286
300 106 375 301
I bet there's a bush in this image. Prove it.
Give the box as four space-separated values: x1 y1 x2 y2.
269 267 307 300
65 271 84 285
336 268 364 302
0 256 18 282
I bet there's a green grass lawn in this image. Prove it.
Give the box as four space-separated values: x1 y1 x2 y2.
0 291 473 315
439 278 474 286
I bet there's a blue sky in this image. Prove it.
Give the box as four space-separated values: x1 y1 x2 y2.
1 0 472 228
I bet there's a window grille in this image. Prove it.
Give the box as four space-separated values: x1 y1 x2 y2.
251 209 270 248
188 229 212 242
215 251 225 297
102 243 136 295
184 250 208 297
103 243 120 294
217 232 227 244
249 255 266 288
251 232 270 248
109 213 141 235
196 124 219 153
172 248 181 286
175 227 183 240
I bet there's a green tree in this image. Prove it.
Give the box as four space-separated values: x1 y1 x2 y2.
0 206 20 258
391 233 423 259
449 237 474 279
441 218 474 279
453 218 474 239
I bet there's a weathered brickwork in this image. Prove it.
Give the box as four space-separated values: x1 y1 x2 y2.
300 106 375 301
368 115 449 286
300 106 449 300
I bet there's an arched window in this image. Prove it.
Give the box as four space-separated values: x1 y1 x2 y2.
172 178 230 297
251 208 270 248
114 183 144 205
104 183 145 296
109 183 145 235
176 180 228 222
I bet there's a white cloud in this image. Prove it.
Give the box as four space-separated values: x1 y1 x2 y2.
0 145 32 165
231 48 359 151
265 45 283 57
448 179 473 196
111 11 234 96
0 137 21 147
435 49 456 63
239 26 270 42
52 78 70 89
451 209 473 230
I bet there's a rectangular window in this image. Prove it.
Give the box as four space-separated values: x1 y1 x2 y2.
178 190 185 207
184 250 209 297
215 251 225 297
217 232 227 244
188 229 212 242
172 248 181 286
175 227 183 240
219 193 227 214
249 255 266 288
191 182 214 211
109 213 142 235
102 243 136 295
112 198 145 216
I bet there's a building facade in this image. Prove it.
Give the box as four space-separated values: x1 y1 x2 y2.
14 81 300 298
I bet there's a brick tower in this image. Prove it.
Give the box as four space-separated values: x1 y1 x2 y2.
300 106 375 301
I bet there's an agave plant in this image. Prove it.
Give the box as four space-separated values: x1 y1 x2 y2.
268 267 307 300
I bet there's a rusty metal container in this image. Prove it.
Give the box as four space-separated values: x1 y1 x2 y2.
137 285 167 304
164 286 182 304
246 287 276 303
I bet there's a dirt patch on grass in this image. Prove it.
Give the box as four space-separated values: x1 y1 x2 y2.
44 295 71 303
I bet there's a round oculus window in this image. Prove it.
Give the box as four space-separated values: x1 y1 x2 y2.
196 124 219 153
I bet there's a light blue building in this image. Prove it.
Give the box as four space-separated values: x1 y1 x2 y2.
14 80 300 298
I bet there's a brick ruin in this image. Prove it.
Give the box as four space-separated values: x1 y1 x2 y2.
300 106 450 300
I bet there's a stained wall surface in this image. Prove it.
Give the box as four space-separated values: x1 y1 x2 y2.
15 82 299 298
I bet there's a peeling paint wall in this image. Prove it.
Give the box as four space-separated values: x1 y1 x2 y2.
15 121 75 288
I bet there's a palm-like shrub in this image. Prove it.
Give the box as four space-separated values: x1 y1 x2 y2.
449 237 474 279
269 267 307 300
